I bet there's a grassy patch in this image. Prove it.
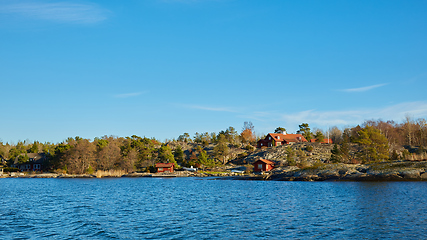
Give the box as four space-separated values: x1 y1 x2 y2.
368 161 426 171
302 163 349 171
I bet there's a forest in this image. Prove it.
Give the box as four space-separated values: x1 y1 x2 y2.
1 117 426 174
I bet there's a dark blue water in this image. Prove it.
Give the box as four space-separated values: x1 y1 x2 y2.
1 178 427 239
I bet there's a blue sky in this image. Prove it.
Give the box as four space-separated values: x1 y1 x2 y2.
1 0 426 144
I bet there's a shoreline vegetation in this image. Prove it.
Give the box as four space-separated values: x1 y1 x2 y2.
1 118 427 181
2 160 427 181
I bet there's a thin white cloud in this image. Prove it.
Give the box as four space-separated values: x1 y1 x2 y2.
114 92 145 98
340 83 388 93
276 101 427 129
250 101 427 134
0 1 109 24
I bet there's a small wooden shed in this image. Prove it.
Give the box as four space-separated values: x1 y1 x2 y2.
155 163 174 173
253 159 275 172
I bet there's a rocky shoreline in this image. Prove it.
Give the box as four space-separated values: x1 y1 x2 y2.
0 171 243 179
236 160 427 181
2 161 427 181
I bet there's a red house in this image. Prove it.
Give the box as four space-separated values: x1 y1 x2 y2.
155 163 174 173
253 159 275 172
257 133 308 148
310 138 333 144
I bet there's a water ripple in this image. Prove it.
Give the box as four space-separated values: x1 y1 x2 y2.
1 179 427 239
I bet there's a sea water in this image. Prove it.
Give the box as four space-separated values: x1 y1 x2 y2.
1 178 427 239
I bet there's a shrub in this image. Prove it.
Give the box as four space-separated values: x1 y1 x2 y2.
287 159 296 166
245 145 255 152
2 167 19 172
402 149 411 160
86 165 94 175
390 150 399 160
306 145 313 152
148 165 157 173
302 160 323 170
297 159 311 169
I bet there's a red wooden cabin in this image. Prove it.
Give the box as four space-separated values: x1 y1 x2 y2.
253 159 275 172
155 163 174 173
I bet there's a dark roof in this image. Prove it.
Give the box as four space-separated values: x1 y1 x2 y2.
14 153 46 165
155 163 174 168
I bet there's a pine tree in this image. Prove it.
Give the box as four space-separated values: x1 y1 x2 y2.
330 144 341 163
354 126 389 163
173 145 184 164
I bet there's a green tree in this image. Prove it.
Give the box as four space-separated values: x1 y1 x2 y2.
51 143 72 170
8 141 27 160
197 150 215 169
173 145 184 164
315 131 325 143
42 142 56 156
95 138 109 150
158 145 177 167
340 134 350 163
86 165 94 174
274 127 287 134
29 141 39 153
297 123 312 141
177 133 191 142
218 126 238 144
193 132 202 143
121 136 156 169
354 126 389 163
330 144 341 163
297 148 306 161
210 132 217 143
286 146 296 166
214 134 229 164
18 153 29 164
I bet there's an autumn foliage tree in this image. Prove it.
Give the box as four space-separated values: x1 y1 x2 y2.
240 121 255 143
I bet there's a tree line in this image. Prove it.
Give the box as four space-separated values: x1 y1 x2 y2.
1 117 426 173
0 123 259 174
